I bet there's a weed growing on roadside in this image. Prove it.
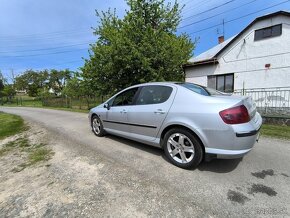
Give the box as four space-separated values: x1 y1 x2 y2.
0 135 54 172
28 147 54 164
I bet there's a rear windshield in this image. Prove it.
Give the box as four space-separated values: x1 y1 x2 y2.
177 83 225 96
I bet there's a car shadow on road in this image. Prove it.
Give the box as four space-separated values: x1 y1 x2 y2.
105 135 243 173
198 158 243 173
104 135 164 157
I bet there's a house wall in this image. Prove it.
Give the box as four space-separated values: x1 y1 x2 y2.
185 14 290 90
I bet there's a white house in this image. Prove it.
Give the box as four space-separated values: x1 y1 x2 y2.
184 11 290 93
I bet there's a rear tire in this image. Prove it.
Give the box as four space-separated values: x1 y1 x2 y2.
91 115 105 137
163 128 203 169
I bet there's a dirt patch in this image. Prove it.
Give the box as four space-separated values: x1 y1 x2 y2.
0 121 207 217
251 169 274 179
248 184 277 197
227 190 250 205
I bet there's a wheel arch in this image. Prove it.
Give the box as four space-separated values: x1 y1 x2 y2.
90 113 99 125
160 124 206 158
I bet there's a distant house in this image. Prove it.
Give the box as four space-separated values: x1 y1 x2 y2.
184 11 290 93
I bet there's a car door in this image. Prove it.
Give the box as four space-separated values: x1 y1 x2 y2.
103 87 139 134
127 85 175 141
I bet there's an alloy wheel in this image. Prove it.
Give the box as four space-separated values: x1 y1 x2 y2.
92 117 101 134
167 133 195 164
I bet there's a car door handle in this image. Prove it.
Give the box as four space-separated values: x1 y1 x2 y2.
120 109 127 114
154 109 166 114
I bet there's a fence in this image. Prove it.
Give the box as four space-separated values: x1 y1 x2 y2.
234 87 290 116
42 96 104 110
0 96 105 110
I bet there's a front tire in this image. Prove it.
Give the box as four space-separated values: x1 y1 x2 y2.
91 115 105 137
163 128 203 169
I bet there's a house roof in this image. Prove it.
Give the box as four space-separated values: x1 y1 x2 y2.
184 10 290 68
183 36 235 67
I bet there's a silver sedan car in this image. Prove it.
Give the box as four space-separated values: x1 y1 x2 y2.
89 82 262 169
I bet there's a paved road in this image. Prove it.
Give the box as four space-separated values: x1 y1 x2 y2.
1 107 290 217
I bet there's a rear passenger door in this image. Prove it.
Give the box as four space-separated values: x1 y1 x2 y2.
128 85 175 141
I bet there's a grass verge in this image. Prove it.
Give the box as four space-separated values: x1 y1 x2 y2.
1 105 88 113
28 147 54 164
0 115 54 172
0 136 54 172
0 112 26 140
261 124 290 140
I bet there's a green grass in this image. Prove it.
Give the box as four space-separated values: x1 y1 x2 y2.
0 135 54 172
28 147 53 164
0 112 26 140
3 99 42 107
1 105 89 113
42 106 88 113
261 124 290 140
0 137 30 157
0 113 54 172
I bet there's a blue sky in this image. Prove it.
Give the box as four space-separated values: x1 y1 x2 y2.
0 0 290 79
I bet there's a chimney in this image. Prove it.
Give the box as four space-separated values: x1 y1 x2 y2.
218 36 224 44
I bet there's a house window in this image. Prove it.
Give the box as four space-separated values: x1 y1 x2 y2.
207 74 234 93
254 24 282 41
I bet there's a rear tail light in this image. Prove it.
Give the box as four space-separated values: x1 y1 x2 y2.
219 105 250 124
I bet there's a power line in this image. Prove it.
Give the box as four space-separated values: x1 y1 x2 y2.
182 0 213 15
0 42 94 54
0 48 88 58
0 60 84 71
179 0 258 29
0 28 91 39
0 33 94 43
188 0 290 35
182 0 237 21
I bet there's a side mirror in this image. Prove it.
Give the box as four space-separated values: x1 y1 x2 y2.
104 103 110 110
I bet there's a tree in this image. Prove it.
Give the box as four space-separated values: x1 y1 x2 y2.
63 74 83 98
48 69 71 95
0 79 4 93
81 0 194 96
2 85 16 99
0 72 5 102
0 71 5 91
15 69 49 97
0 72 16 103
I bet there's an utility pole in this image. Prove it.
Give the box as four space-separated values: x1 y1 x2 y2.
222 19 225 37
216 19 225 36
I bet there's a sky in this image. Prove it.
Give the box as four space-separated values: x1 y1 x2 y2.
0 0 290 80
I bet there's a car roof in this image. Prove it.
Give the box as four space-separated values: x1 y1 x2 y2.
129 81 205 89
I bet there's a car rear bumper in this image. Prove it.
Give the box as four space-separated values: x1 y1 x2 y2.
205 128 260 159
205 147 252 159
235 127 260 137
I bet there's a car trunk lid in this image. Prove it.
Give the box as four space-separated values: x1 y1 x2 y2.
212 94 257 120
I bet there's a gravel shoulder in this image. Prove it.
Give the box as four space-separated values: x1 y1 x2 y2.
0 107 290 217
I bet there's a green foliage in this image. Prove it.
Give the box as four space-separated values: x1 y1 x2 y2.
0 71 5 91
0 79 4 92
14 69 73 97
48 69 71 95
2 84 16 98
82 0 194 95
0 112 25 140
15 69 49 97
63 77 82 98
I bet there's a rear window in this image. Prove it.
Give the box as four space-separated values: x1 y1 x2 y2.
136 85 172 105
177 83 226 96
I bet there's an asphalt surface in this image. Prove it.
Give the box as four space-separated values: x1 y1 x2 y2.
1 107 290 217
